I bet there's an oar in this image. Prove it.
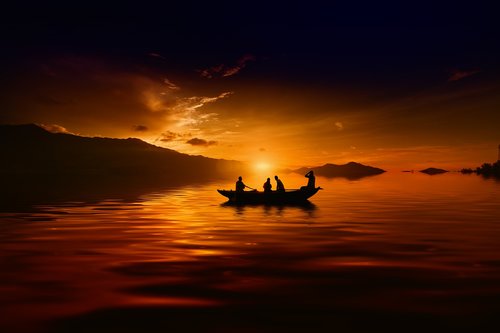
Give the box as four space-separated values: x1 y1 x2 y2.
245 185 257 190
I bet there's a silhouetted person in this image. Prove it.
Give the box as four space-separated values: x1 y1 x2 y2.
263 178 272 192
235 176 247 192
301 170 316 190
274 175 285 192
306 170 315 188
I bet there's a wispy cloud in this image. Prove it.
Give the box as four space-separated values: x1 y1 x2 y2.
448 69 480 82
142 87 232 131
163 78 180 90
199 54 255 79
148 52 166 60
164 92 232 128
334 121 344 131
159 131 178 142
186 137 218 147
173 92 232 113
133 125 148 132
143 91 231 113
158 130 192 142
222 54 256 77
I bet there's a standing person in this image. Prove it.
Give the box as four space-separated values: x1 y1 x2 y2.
235 176 247 192
274 175 285 192
263 178 272 192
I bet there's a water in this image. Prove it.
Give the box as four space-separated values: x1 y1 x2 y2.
1 172 500 332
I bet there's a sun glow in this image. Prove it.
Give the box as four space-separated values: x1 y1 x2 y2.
254 162 271 171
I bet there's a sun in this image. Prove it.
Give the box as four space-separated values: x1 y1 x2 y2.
254 162 271 171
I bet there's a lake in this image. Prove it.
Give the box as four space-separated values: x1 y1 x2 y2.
1 172 500 332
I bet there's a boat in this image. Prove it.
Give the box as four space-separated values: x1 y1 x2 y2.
217 187 321 204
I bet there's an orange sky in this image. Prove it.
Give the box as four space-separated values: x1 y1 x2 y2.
2 55 498 171
1 5 499 171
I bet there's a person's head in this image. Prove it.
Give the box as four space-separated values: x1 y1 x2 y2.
238 176 242 181
274 175 278 180
267 178 270 181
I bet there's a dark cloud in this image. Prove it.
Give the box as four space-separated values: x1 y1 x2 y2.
448 69 481 82
199 64 224 79
133 125 148 132
199 54 255 79
186 137 217 147
159 131 191 142
160 131 179 142
163 78 180 90
223 54 256 77
148 52 166 60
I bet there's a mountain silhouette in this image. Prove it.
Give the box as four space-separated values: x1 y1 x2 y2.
294 162 385 180
0 124 250 210
420 168 448 175
0 124 245 183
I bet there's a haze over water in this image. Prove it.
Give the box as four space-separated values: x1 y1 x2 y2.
1 172 500 332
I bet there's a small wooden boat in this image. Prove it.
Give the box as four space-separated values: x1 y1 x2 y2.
217 187 321 204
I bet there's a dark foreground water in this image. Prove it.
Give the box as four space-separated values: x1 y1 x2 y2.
1 172 500 332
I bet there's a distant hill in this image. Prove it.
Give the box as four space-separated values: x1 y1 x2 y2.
420 168 448 175
0 124 246 185
461 161 500 178
294 162 385 180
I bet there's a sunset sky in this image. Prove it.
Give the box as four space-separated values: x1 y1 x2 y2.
1 2 499 170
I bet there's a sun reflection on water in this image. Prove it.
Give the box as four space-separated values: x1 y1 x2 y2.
1 172 500 331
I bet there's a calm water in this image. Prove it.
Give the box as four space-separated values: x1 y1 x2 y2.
1 172 500 332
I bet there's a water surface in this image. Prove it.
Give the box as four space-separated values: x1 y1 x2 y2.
1 172 500 332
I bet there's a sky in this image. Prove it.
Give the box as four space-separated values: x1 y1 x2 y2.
1 1 499 170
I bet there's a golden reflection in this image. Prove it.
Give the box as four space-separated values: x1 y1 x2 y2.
122 296 222 307
1 172 500 331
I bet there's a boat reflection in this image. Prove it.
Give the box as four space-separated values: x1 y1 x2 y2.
220 200 317 215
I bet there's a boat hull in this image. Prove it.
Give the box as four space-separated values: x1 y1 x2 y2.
217 187 321 204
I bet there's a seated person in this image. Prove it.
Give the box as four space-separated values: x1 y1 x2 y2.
274 175 285 192
263 178 272 192
301 170 316 190
235 176 247 192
